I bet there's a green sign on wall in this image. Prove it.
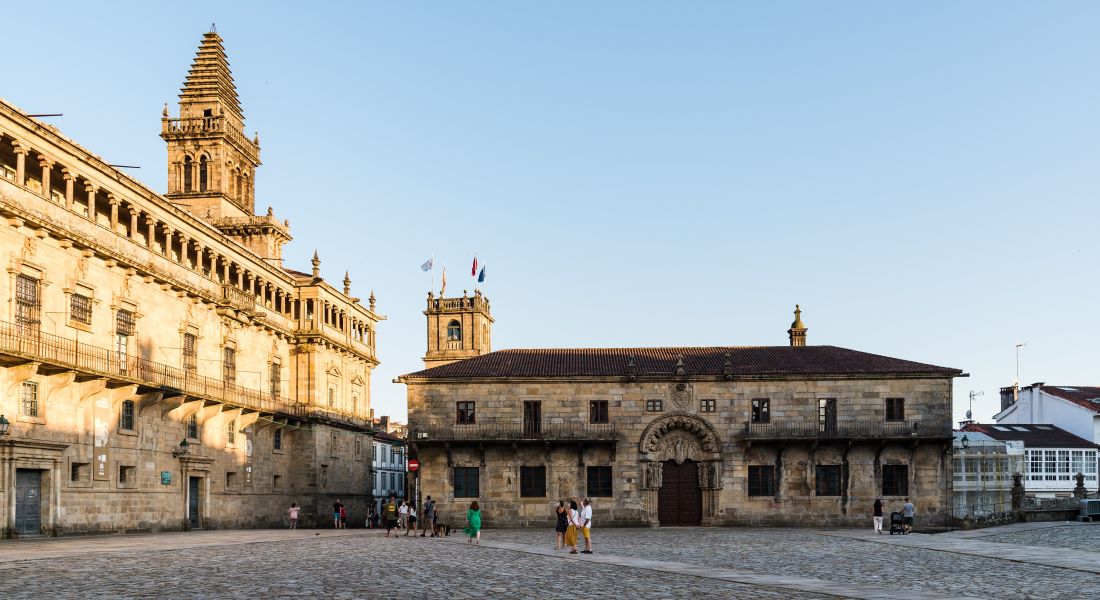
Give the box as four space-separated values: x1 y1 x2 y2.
161 471 172 485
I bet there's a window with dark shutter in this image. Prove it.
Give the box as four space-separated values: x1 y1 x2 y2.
183 333 197 374
885 398 905 421
15 274 41 330
586 466 613 497
520 466 546 497
454 467 479 498
119 399 135 431
815 465 842 496
589 400 609 424
751 398 770 423
71 294 92 325
882 465 909 496
748 465 775 496
456 401 476 425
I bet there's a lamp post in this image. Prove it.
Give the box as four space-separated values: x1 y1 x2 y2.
172 438 191 458
0 414 10 436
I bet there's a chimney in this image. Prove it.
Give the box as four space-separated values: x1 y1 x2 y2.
999 386 1016 412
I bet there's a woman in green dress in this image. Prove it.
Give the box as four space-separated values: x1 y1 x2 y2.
464 500 482 544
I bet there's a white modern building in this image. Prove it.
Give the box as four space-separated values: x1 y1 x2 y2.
952 430 1024 517
961 423 1098 499
371 431 406 513
994 384 1100 444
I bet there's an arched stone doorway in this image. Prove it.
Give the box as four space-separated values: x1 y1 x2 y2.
638 413 723 526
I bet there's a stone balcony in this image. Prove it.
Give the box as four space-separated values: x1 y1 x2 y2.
409 418 617 444
741 419 949 442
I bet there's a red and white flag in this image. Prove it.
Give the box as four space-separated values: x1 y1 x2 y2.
471 253 478 277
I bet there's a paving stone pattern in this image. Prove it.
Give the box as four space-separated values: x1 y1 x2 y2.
485 527 1097 600
979 524 1099 553
0 530 826 600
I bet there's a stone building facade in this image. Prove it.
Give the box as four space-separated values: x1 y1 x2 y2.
401 298 962 527
0 30 380 537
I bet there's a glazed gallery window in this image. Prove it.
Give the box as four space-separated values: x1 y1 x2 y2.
587 466 613 497
645 399 663 412
456 401 476 424
751 399 770 423
589 400 609 424
454 467 479 498
447 320 462 341
885 398 905 421
815 465 842 496
700 398 716 413
747 466 775 497
21 382 39 417
520 466 546 497
115 309 135 373
70 293 92 325
119 399 135 431
882 465 909 496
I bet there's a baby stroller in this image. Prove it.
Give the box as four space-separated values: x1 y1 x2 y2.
889 512 905 535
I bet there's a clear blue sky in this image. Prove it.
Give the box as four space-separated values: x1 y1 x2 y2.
6 2 1098 423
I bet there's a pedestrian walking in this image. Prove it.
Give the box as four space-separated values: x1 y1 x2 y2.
901 497 915 534
383 495 399 538
366 507 376 529
464 500 482 545
339 504 348 529
288 502 300 530
421 496 436 537
872 499 883 534
406 502 417 536
332 498 343 529
564 499 580 554
580 497 594 554
554 500 568 550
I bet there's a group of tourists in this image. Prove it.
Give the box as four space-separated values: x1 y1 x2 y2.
373 494 441 537
554 497 594 555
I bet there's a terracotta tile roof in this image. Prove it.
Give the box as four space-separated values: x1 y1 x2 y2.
961 423 1099 449
1040 386 1100 414
373 430 406 444
400 346 961 380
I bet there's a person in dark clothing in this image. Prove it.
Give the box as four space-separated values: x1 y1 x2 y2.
872 499 884 534
554 500 568 550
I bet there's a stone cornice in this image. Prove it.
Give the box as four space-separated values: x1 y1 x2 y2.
398 372 958 385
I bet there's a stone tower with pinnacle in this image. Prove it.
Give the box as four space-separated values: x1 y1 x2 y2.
161 26 290 265
423 290 494 369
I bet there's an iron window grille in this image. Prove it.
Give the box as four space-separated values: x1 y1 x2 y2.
223 346 236 382
456 401 476 424
589 400 609 424
226 419 237 445
183 333 197 374
21 382 39 417
454 467 480 498
815 464 842 496
115 309 136 336
70 294 92 325
700 398 716 413
882 465 909 496
751 398 770 423
520 466 546 497
119 399 135 430
587 466 613 497
186 414 199 439
269 362 280 399
15 273 41 330
748 465 775 496
645 399 663 412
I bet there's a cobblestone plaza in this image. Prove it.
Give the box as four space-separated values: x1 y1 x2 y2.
0 523 1096 599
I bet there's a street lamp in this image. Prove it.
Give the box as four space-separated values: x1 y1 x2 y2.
961 435 970 449
0 414 9 436
171 438 191 457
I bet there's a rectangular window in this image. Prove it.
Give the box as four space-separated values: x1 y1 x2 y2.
751 398 770 423
748 465 775 497
700 398 716 413
186 414 199 439
1086 451 1098 475
119 399 135 431
882 465 909 496
815 464 842 496
183 333 197 375
273 474 282 489
225 471 237 488
226 420 236 445
15 273 41 330
331 433 339 457
269 362 280 399
454 467 480 498
115 309 136 336
885 398 905 421
327 387 335 407
355 437 362 458
587 466 613 497
589 400 609 424
223 346 237 382
20 382 39 417
520 466 546 497
273 428 283 450
70 293 92 325
456 401 476 424
71 462 89 482
118 465 135 484
1057 450 1071 480
818 398 837 433
645 399 663 412
1045 450 1058 481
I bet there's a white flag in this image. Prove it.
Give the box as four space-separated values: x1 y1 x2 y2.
420 257 433 271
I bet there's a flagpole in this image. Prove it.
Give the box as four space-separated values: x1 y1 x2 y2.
431 254 435 296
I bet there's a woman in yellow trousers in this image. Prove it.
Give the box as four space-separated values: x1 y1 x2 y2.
564 500 580 554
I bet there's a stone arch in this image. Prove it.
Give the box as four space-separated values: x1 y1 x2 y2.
639 412 721 456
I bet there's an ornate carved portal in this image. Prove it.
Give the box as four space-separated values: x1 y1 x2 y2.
638 413 723 525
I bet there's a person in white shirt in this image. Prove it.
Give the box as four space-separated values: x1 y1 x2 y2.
398 501 409 531
580 498 594 554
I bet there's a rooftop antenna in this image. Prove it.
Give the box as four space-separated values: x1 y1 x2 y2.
1014 342 1026 406
27 113 63 118
108 165 141 169
967 390 983 423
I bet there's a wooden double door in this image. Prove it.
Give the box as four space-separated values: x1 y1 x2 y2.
658 459 702 526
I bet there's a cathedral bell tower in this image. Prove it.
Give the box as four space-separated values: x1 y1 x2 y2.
423 290 494 369
161 26 290 264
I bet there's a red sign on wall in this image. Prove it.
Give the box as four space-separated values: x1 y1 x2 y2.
408 459 420 472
